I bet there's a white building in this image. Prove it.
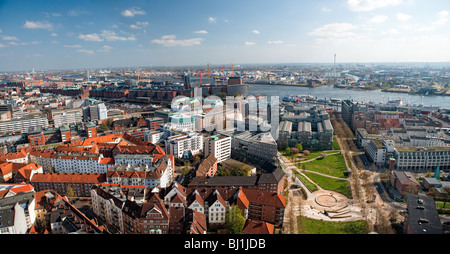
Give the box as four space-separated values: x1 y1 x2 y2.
206 190 226 226
204 134 231 163
50 155 111 174
0 192 35 234
144 130 164 144
168 113 195 132
89 103 108 121
165 132 203 159
366 140 387 164
90 185 124 232
114 154 154 167
394 147 450 172
0 114 49 134
106 155 173 189
52 108 83 128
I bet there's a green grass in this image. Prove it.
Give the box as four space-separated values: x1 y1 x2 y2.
303 172 352 198
436 201 450 209
298 216 368 234
332 137 341 150
298 150 339 162
299 153 348 178
293 169 319 192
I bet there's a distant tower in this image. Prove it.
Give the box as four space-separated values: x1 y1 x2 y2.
183 73 191 89
333 54 337 79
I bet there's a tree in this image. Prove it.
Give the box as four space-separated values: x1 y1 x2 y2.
65 184 76 198
182 161 191 176
296 143 303 152
440 186 450 209
224 205 246 234
285 147 291 156
303 150 310 156
100 121 109 132
192 155 201 165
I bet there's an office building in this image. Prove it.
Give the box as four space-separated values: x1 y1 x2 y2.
204 134 231 163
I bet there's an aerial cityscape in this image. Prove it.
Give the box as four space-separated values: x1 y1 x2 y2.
0 0 449 242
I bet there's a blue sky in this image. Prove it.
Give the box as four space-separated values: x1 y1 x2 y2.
0 0 449 71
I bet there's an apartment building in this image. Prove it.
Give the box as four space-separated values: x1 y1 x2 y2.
0 113 49 134
90 185 125 232
30 173 106 197
165 131 203 159
50 155 112 174
89 103 108 121
106 155 174 188
51 108 83 128
0 192 35 234
204 134 231 163
394 146 450 172
280 105 334 150
230 131 278 166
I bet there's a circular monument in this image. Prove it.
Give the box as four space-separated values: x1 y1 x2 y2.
315 194 338 208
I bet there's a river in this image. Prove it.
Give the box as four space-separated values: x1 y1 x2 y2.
246 84 450 110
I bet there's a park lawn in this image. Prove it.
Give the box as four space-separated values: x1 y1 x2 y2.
301 153 348 178
293 169 319 192
298 216 368 234
298 150 340 162
303 172 352 198
332 137 341 150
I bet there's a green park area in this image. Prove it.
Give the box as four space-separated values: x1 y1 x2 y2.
298 216 368 234
298 153 348 178
302 172 352 198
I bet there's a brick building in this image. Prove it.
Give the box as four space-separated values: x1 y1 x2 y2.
30 173 105 197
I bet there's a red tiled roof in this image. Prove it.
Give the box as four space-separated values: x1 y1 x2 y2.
31 173 105 183
242 220 274 234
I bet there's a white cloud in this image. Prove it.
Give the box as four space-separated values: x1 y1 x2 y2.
369 15 388 24
79 30 135 42
121 7 146 17
309 23 359 38
151 35 203 47
381 29 400 35
51 32 58 37
396 13 412 22
2 36 19 41
78 33 103 41
433 10 448 25
347 0 402 12
23 20 54 30
64 44 82 48
130 21 149 30
208 17 216 23
194 30 208 34
67 9 89 17
100 30 136 41
244 41 256 46
43 12 61 17
321 7 332 12
77 49 95 55
0 43 7 48
268 40 283 44
252 30 260 35
98 45 113 53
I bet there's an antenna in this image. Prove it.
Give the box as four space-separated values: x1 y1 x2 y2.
334 54 336 79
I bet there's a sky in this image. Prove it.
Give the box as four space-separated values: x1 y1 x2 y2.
0 0 449 72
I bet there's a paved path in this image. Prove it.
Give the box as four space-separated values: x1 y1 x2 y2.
279 152 365 233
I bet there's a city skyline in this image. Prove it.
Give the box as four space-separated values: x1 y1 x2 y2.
1 0 450 72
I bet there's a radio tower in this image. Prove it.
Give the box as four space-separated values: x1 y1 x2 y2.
333 53 337 81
